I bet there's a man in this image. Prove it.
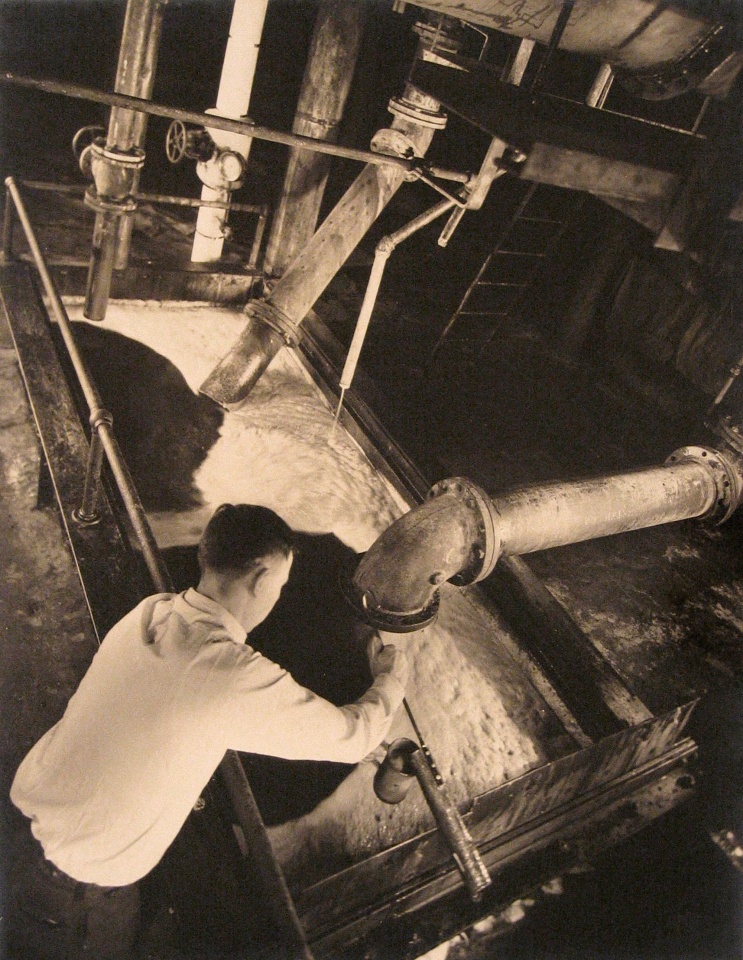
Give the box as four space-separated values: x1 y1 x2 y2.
8 503 408 959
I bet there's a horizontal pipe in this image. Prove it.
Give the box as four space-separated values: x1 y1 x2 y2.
18 179 267 213
349 448 743 631
0 72 470 184
494 458 719 556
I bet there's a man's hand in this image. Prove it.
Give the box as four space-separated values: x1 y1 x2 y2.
368 637 409 688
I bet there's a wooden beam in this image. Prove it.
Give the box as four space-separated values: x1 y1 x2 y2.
411 56 700 175
520 143 679 203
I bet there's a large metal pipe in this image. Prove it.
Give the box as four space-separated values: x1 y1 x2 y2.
115 0 167 269
84 0 163 320
406 0 743 98
346 446 743 631
265 0 367 277
191 0 268 263
199 19 461 409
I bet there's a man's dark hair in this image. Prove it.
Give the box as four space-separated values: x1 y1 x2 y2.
197 504 295 575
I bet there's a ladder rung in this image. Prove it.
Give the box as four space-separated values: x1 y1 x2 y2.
475 281 529 288
491 250 547 258
456 310 510 317
518 216 564 225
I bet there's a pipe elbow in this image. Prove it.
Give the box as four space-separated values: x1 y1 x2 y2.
345 478 499 632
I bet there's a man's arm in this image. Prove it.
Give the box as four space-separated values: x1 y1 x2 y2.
223 636 408 765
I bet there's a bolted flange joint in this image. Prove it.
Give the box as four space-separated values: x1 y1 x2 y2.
88 138 145 200
665 445 743 525
426 477 501 585
388 93 448 131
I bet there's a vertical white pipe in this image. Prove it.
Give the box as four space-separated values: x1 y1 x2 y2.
191 0 268 263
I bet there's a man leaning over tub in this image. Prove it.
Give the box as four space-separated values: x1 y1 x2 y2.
8 503 408 959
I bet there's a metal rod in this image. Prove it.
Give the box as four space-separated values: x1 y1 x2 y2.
18 180 266 214
247 206 268 270
219 751 314 960
2 186 14 260
403 698 444 786
335 198 455 420
0 71 470 184
528 0 576 92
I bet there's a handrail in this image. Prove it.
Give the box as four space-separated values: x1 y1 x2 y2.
2 175 313 958
3 176 172 592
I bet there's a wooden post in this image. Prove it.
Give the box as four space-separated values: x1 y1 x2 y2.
264 0 367 277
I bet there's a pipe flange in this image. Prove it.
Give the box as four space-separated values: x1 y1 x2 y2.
666 445 743 525
388 95 448 130
246 299 300 348
84 185 137 216
340 571 440 633
426 477 500 585
91 141 146 169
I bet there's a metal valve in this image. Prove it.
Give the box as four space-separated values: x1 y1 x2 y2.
165 119 215 164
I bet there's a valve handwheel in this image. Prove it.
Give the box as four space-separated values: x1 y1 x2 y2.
166 119 188 164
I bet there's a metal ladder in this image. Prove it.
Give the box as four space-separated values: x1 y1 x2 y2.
430 182 584 359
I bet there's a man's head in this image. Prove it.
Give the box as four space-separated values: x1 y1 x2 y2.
197 504 295 632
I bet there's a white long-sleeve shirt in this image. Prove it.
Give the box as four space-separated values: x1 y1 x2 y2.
11 589 406 886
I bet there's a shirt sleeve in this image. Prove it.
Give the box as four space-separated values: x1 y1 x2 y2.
222 648 406 765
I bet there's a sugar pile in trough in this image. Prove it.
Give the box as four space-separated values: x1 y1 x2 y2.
70 303 548 887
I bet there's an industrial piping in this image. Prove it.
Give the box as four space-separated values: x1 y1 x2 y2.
199 18 462 409
404 0 743 100
345 446 743 631
84 0 165 320
191 0 268 263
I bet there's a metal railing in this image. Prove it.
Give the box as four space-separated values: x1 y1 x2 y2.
4 179 269 271
3 175 173 591
1 174 313 958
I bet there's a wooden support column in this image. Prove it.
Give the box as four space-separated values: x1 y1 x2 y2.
265 0 367 277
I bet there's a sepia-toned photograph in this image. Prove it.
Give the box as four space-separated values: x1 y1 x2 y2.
0 1 741 958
